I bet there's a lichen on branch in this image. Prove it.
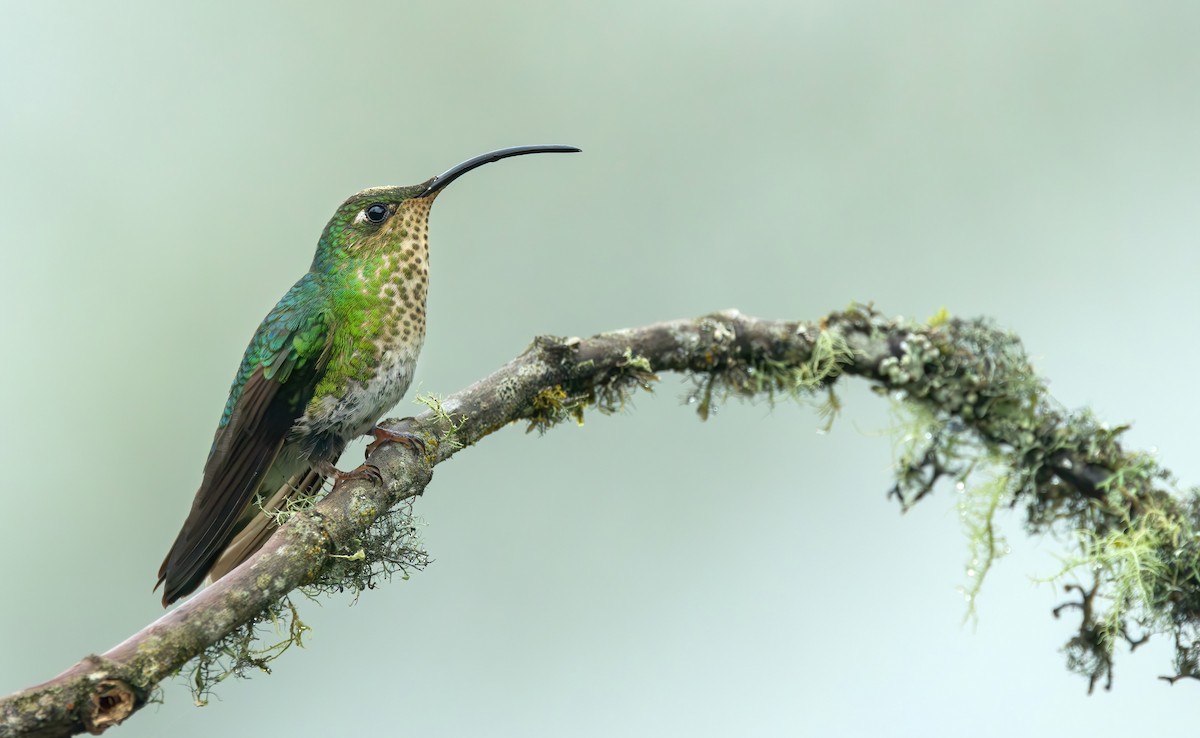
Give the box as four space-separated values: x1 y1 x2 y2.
829 306 1200 691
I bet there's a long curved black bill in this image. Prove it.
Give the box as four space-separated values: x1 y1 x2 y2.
420 144 581 197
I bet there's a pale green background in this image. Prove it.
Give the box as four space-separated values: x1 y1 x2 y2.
2 2 1198 736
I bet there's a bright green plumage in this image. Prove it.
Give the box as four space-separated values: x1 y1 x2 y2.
220 275 328 428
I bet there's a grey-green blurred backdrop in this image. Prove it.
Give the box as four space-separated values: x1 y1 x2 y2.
2 2 1198 736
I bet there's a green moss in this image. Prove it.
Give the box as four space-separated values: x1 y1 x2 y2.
957 471 1010 623
1044 482 1200 690
185 596 312 707
303 497 430 602
885 400 1011 623
690 324 854 421
413 392 468 454
857 311 1200 689
526 385 580 432
184 498 429 704
524 348 659 434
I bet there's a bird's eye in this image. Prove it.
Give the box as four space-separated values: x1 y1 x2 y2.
364 203 389 223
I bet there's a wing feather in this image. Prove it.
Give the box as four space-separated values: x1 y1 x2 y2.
157 277 331 605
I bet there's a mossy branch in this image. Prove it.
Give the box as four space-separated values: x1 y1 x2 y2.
3 305 1197 736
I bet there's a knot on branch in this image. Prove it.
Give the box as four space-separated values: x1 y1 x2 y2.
81 678 137 735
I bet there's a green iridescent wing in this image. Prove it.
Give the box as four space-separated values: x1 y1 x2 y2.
157 275 331 605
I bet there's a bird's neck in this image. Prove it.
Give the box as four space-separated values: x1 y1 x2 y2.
325 233 430 340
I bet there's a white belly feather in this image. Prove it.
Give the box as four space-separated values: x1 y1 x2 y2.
300 344 421 443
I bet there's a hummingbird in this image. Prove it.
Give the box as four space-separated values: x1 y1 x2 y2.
156 145 580 606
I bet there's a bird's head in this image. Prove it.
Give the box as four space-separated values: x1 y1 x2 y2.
312 145 580 273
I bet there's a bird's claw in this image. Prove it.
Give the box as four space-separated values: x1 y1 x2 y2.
334 462 385 487
365 419 426 458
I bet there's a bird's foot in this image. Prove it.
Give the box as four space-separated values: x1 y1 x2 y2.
366 418 427 457
318 460 384 487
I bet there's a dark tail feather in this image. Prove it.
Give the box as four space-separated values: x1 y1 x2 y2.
156 541 212 607
207 467 327 585
155 467 327 606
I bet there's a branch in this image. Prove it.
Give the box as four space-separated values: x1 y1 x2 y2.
3 306 1197 736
